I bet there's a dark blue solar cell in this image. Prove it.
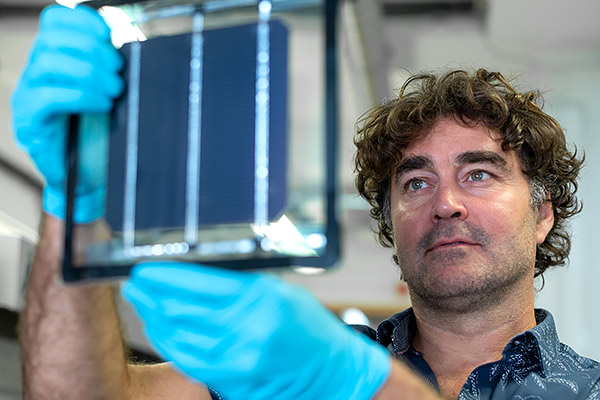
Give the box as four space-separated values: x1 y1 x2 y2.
105 21 288 233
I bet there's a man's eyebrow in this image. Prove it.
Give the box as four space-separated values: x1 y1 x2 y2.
455 150 509 171
395 155 434 180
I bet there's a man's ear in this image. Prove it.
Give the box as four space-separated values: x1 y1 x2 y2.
535 200 554 245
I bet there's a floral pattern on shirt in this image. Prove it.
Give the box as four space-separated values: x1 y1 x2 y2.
372 308 600 400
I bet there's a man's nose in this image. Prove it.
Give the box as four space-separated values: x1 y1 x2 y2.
430 182 468 222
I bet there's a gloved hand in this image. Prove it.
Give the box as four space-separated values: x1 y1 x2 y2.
11 5 123 222
122 263 391 400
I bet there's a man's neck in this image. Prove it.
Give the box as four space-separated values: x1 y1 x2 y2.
410 281 537 399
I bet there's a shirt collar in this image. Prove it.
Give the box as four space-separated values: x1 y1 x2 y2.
376 308 559 377
376 307 416 355
523 308 560 377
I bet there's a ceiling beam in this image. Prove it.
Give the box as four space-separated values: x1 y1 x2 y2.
0 4 46 17
381 0 477 16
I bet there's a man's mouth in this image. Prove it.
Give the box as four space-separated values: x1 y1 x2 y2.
427 238 478 253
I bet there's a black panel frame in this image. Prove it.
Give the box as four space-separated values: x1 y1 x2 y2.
63 0 340 282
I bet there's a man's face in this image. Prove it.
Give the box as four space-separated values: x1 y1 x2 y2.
390 118 554 312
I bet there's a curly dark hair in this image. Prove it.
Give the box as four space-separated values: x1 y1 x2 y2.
353 68 583 278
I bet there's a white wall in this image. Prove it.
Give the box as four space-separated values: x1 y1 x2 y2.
0 14 44 311
533 67 600 360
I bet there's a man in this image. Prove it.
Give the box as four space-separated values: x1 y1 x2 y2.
11 4 599 400
352 69 600 399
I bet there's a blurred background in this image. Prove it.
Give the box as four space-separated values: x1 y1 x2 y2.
1 0 599 398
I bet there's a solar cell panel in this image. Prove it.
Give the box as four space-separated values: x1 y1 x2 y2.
106 21 288 233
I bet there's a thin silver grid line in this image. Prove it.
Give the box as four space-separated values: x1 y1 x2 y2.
123 41 142 252
185 12 205 245
254 0 272 228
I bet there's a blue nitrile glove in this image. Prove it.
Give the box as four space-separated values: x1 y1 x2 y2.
11 5 123 222
122 263 391 400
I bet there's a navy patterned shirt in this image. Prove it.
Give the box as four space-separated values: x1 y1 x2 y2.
355 308 600 399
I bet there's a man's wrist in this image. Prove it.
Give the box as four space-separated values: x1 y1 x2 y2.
43 186 66 220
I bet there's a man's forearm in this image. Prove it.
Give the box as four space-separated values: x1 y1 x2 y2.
20 215 132 400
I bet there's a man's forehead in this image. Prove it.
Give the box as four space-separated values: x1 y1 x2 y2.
401 118 506 160
395 118 520 173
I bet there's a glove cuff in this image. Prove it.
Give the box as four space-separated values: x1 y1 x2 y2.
43 185 105 223
296 328 392 400
346 333 392 400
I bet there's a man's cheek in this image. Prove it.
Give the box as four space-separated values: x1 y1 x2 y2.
394 231 419 258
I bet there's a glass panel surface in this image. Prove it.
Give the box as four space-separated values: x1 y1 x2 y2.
64 0 338 280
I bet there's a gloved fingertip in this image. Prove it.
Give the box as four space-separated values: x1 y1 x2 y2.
100 43 125 74
129 262 183 285
133 261 198 277
119 281 136 303
120 281 155 310
106 75 125 98
130 262 257 297
128 264 146 282
40 4 111 41
38 5 64 24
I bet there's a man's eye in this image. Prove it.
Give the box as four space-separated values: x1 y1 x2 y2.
406 179 429 191
468 170 491 182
